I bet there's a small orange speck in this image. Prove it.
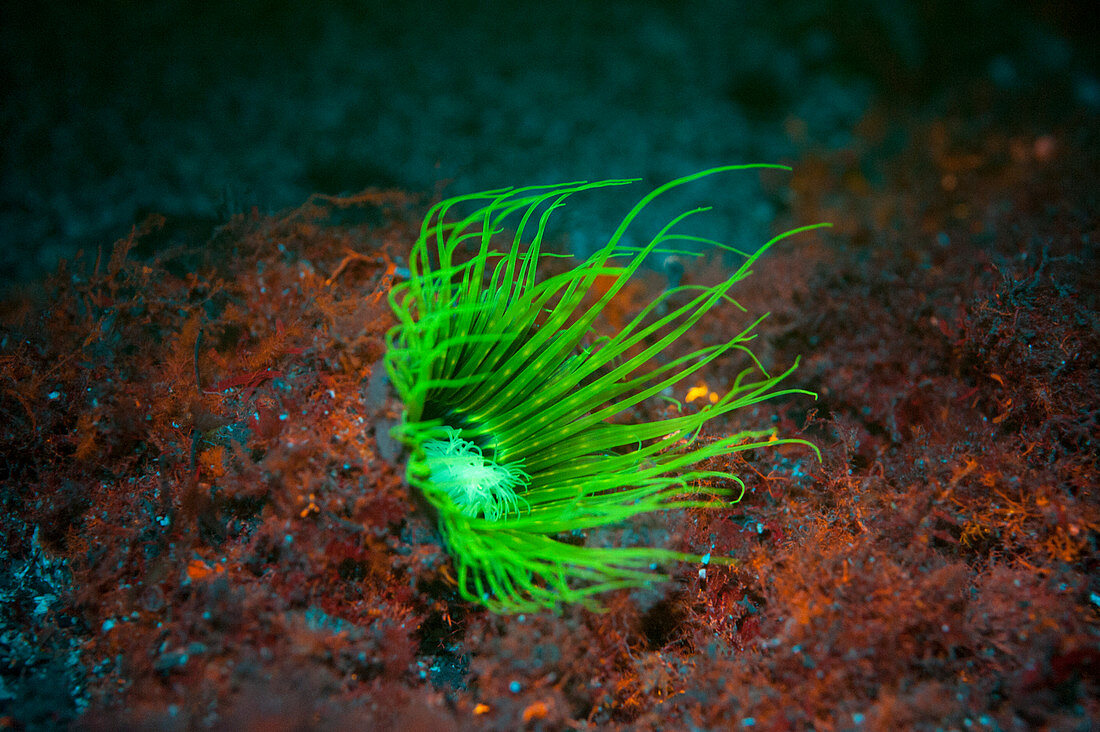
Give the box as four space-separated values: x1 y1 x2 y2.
300 493 320 518
685 385 709 403
522 701 549 722
473 703 490 715
187 559 224 581
187 559 211 580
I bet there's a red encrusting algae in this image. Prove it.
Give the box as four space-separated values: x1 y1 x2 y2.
1 109 1096 729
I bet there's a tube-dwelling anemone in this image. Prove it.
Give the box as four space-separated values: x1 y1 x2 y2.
384 165 827 613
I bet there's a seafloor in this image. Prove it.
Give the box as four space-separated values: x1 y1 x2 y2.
2 4 1097 731
4 95 1097 732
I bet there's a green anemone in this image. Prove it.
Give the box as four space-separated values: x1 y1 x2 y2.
384 165 827 613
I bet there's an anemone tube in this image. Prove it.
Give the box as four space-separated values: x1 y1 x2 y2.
384 165 827 613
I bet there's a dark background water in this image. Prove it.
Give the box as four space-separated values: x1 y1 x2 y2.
2 0 1096 285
